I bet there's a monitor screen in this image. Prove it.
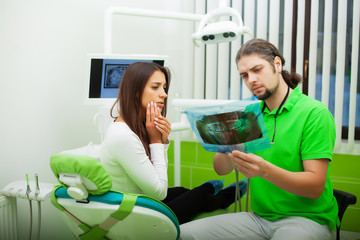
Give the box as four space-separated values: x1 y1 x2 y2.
85 54 167 105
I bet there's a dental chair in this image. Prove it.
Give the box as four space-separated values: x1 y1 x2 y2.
50 153 180 240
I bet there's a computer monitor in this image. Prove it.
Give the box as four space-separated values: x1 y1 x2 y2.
85 54 168 106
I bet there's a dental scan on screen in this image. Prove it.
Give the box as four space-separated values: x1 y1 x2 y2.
184 100 271 153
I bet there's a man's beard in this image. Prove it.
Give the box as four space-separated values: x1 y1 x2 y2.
257 89 272 100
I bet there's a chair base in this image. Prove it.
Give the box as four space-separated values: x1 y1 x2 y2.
57 198 179 240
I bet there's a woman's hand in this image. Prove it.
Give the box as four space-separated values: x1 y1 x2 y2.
154 113 171 144
145 101 171 144
146 101 162 143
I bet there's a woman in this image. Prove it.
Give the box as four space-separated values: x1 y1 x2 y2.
101 61 246 224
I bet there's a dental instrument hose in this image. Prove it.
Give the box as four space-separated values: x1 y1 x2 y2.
26 174 33 240
246 178 250 212
234 170 250 212
35 173 41 240
234 169 242 212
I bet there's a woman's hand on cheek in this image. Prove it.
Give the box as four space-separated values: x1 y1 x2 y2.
154 113 171 144
146 101 162 143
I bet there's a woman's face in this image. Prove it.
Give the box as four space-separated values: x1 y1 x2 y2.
141 70 167 115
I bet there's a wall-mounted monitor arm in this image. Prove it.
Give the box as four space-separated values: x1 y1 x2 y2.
104 7 203 54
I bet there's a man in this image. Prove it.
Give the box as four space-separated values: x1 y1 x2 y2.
180 39 338 240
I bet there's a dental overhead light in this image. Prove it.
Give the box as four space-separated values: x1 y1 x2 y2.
192 7 252 47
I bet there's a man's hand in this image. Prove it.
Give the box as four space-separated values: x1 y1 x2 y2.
228 150 268 178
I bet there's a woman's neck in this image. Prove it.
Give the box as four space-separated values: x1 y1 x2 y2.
115 115 125 122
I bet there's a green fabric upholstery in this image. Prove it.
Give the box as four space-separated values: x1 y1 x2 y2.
50 153 112 195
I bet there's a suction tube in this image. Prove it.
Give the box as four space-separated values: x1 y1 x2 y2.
35 174 41 240
26 174 33 240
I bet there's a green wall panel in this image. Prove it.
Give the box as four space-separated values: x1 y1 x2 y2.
180 166 192 189
340 208 360 231
196 142 215 166
331 154 360 179
181 141 197 164
168 164 174 187
168 142 174 164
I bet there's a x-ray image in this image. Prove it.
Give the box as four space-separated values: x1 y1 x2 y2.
185 100 271 153
196 111 262 145
104 64 128 88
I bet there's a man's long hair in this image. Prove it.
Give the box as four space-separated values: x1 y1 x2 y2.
236 38 302 88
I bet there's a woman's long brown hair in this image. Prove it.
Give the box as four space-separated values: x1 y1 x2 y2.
110 62 171 157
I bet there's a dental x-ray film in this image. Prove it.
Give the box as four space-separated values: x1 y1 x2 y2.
184 100 271 153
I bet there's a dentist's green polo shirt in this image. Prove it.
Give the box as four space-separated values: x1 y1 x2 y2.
252 86 338 230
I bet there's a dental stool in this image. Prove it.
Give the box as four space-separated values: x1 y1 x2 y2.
50 153 180 240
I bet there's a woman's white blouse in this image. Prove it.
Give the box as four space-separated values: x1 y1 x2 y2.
100 122 168 200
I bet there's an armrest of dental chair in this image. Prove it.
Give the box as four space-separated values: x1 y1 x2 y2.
333 189 357 240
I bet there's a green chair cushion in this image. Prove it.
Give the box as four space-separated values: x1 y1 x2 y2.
50 153 112 195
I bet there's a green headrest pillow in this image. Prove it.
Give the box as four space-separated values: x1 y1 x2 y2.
50 153 112 195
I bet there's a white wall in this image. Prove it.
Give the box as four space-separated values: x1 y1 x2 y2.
0 0 195 239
